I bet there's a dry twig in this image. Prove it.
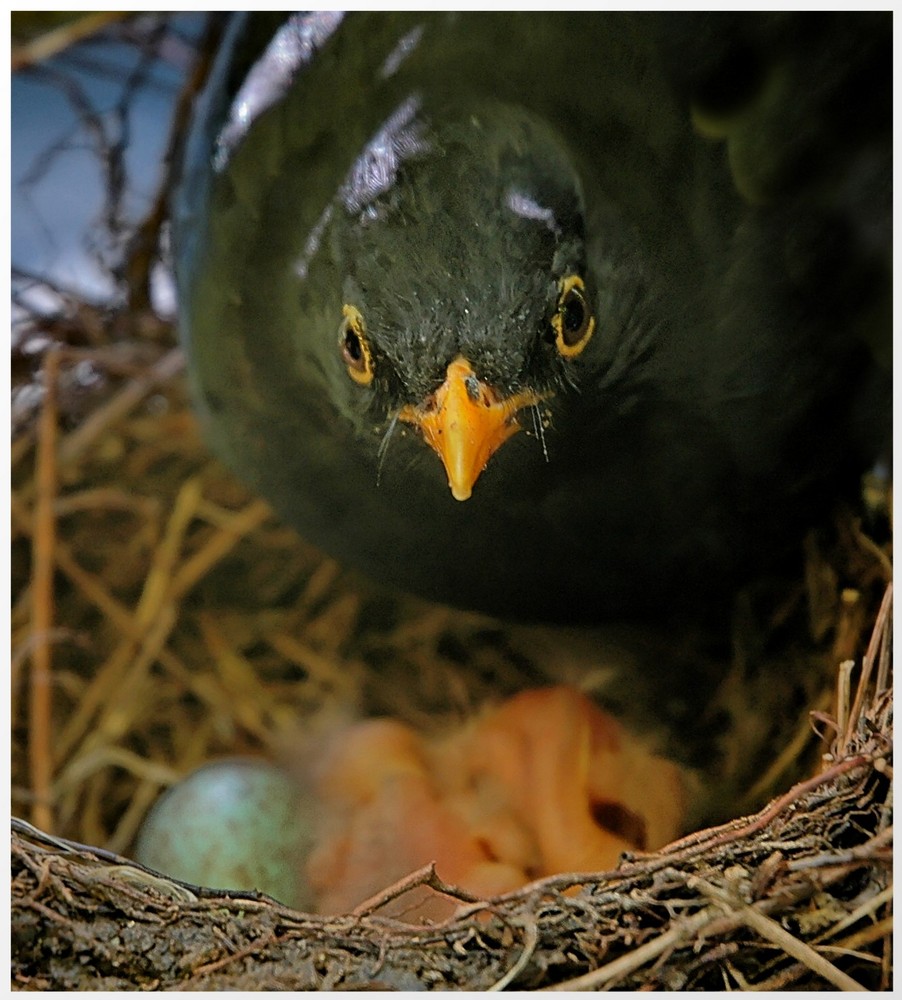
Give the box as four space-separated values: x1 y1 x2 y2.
29 348 61 833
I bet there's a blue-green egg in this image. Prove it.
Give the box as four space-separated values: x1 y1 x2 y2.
133 757 311 910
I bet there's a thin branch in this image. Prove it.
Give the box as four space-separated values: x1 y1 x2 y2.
350 863 482 918
541 906 723 991
122 14 225 310
487 918 540 991
29 348 62 833
843 582 892 751
12 13 129 72
692 876 867 992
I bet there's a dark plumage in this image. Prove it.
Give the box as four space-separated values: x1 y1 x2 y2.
174 12 890 624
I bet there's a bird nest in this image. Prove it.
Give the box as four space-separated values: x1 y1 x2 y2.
11 14 892 991
7 684 895 991
10 289 894 992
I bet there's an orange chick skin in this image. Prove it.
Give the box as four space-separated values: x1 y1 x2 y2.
306 687 685 920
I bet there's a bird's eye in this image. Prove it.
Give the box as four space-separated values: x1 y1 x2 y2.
551 275 595 358
339 304 374 385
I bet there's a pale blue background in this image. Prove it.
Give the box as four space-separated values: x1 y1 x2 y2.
11 15 205 306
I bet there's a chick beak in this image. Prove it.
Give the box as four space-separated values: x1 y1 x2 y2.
399 356 546 501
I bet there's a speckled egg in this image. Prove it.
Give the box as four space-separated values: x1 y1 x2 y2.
132 757 311 910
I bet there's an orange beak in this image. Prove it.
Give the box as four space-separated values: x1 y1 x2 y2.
398 356 547 501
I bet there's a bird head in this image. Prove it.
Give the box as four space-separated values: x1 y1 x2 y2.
321 99 597 500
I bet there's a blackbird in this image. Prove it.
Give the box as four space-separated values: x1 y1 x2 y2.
173 12 890 624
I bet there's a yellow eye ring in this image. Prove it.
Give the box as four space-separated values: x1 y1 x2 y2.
552 275 595 358
339 304 374 385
